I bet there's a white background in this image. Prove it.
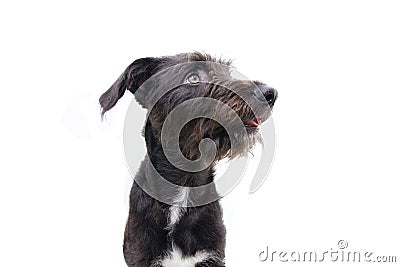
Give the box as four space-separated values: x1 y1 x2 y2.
1 0 399 266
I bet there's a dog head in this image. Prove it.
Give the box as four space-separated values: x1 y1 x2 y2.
100 52 277 163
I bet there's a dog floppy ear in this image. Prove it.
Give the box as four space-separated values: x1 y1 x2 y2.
99 57 161 116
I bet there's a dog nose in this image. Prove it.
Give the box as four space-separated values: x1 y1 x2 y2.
255 85 278 107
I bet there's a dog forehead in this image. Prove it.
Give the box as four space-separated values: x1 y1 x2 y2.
157 53 232 73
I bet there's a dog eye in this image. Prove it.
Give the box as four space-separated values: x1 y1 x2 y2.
186 74 200 84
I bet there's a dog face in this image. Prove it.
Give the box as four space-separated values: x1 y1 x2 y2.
100 52 277 162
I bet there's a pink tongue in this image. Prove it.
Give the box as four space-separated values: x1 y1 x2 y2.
246 119 261 126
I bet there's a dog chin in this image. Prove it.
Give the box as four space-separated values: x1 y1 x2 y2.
245 125 260 134
219 130 261 159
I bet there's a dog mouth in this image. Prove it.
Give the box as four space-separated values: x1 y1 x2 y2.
243 119 261 128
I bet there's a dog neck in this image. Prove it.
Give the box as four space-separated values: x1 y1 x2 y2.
143 121 216 188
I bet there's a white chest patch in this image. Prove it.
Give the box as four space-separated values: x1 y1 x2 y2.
156 188 217 266
167 187 190 228
159 245 211 267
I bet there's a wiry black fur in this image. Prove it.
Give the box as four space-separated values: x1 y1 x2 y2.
99 52 277 267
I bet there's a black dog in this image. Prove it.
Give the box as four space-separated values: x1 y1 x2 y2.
99 52 277 267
